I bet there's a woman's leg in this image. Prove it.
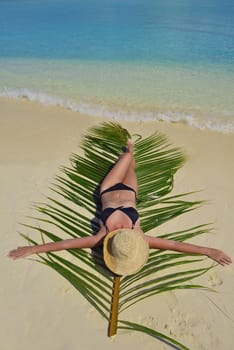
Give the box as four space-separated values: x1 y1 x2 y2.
122 141 138 195
100 140 134 193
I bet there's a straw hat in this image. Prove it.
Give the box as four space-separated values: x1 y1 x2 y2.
103 229 149 276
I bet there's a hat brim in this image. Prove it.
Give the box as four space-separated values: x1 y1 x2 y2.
103 229 149 276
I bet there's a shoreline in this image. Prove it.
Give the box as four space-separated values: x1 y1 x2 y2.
1 98 234 350
1 81 234 134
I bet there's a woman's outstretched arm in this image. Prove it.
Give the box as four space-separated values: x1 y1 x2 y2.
8 227 107 260
145 235 232 266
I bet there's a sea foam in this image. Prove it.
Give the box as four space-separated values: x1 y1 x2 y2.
1 88 234 134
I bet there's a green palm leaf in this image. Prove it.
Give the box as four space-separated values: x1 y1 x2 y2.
21 122 214 350
119 320 190 350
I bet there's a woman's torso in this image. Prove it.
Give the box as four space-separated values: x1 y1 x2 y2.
101 189 140 231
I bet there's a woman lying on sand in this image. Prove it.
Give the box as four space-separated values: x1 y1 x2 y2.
8 140 232 269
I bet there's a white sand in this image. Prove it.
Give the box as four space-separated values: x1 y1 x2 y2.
1 98 233 350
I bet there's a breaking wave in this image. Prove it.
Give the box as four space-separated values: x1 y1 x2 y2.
1 87 234 134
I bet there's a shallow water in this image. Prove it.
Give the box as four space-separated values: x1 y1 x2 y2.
0 0 234 132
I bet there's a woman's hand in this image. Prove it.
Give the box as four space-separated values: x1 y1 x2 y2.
8 246 36 260
207 248 232 266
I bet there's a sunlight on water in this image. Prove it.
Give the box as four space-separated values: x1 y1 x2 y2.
0 0 233 132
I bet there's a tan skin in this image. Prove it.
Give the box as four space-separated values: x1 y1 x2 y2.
8 140 232 267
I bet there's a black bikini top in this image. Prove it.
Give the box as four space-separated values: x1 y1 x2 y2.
100 206 139 230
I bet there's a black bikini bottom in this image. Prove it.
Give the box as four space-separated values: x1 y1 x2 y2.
100 182 137 200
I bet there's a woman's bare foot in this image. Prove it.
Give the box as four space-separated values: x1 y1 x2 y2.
127 139 134 154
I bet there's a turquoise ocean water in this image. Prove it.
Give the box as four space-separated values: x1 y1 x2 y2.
0 0 234 132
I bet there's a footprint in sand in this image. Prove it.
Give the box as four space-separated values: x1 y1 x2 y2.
207 271 223 287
